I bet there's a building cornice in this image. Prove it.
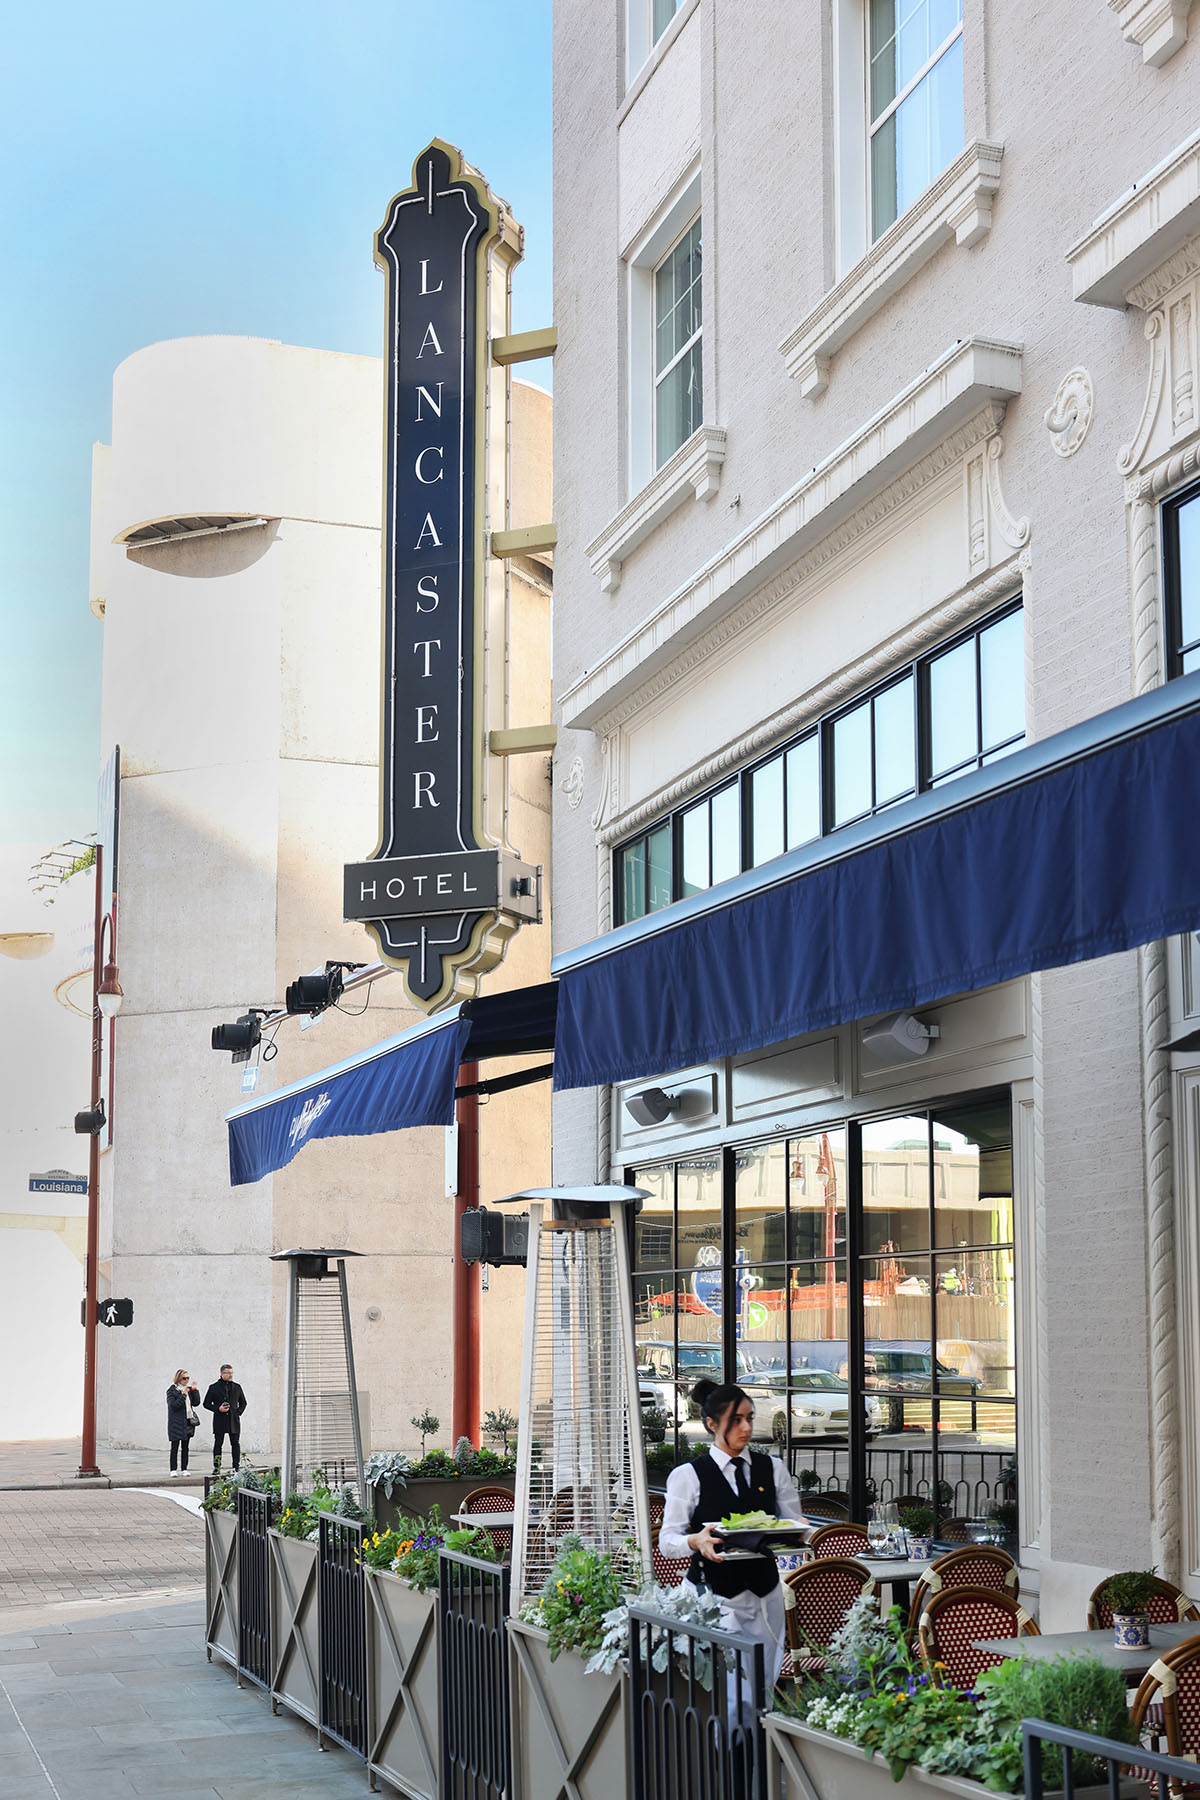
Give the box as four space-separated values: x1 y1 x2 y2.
1108 0 1194 67
561 337 1023 732
1067 125 1200 309
779 141 1005 398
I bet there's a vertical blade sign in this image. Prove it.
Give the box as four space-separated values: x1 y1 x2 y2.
345 140 533 1009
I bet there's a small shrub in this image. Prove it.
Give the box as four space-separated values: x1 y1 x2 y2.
520 1536 635 1662
1101 1568 1159 1614
410 1409 440 1457
481 1407 517 1455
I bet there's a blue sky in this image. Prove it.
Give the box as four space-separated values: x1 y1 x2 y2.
0 0 552 849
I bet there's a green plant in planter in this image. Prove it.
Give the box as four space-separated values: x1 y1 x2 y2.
798 1468 820 1493
898 1503 934 1536
410 1409 440 1457
987 1498 1019 1537
970 1654 1137 1792
519 1535 635 1662
482 1407 517 1455
360 1526 411 1571
275 1474 364 1541
386 1507 499 1591
364 1449 412 1498
1101 1568 1159 1615
201 1464 276 1513
642 1405 672 1445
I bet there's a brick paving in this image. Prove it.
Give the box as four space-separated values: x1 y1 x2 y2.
0 1491 204 1612
0 1439 281 1493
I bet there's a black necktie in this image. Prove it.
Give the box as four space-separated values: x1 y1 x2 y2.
733 1457 751 1504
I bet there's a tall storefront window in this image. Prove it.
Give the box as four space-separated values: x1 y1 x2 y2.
632 1090 1016 1528
1164 478 1200 676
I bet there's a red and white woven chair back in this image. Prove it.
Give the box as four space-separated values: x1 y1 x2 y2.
649 1524 689 1589
1131 1636 1200 1791
460 1485 514 1558
907 1546 1016 1633
1088 1574 1200 1630
918 1585 1037 1691
785 1557 877 1651
801 1494 851 1520
807 1522 871 1558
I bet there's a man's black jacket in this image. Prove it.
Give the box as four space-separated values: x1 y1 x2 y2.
202 1379 247 1426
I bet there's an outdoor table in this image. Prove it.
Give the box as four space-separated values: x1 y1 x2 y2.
451 1508 516 1528
973 1620 1200 1679
861 1556 936 1613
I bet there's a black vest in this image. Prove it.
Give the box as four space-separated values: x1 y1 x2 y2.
687 1451 779 1598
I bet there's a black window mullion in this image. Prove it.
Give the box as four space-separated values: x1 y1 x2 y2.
846 1119 867 1520
720 1144 737 1386
974 628 984 765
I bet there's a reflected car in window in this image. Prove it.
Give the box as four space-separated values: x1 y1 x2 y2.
741 1365 886 1440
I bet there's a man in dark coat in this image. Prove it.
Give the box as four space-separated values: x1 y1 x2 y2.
203 1364 247 1472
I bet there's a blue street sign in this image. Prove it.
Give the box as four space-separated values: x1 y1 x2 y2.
29 1171 88 1196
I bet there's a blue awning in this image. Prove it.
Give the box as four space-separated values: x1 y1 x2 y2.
225 982 557 1187
551 674 1200 1092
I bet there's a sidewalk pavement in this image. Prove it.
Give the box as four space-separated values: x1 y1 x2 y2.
0 1441 281 1494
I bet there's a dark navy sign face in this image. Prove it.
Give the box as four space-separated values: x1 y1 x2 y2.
351 141 501 1006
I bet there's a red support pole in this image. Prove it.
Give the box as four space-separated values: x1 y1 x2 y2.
78 847 104 1478
452 1064 481 1447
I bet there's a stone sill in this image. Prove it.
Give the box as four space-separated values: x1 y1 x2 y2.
1109 0 1194 67
1067 123 1200 309
585 426 727 595
779 141 1005 398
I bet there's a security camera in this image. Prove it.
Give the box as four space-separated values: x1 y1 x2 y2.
623 1087 681 1128
861 1012 940 1064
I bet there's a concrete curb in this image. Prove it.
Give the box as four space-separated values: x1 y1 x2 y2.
0 1475 207 1492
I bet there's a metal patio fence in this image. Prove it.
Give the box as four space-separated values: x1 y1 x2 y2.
317 1512 367 1758
236 1486 276 1690
439 1547 512 1800
628 1604 766 1800
1022 1715 1200 1797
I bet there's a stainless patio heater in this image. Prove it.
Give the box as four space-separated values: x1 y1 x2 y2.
504 1187 653 1609
272 1248 365 1502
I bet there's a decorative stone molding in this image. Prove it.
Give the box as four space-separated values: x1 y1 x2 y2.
1044 368 1095 457
1067 127 1200 309
779 141 1005 398
585 426 726 596
560 755 585 811
1109 0 1194 66
1119 261 1199 472
599 550 1030 845
563 338 1023 731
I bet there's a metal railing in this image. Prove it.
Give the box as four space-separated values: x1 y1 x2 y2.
1022 1716 1200 1797
317 1513 367 1758
439 1547 512 1800
236 1487 276 1690
628 1604 766 1800
785 1444 1014 1515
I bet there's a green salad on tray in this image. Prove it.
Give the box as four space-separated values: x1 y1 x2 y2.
716 1510 792 1531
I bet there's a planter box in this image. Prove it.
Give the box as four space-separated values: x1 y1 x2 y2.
508 1620 627 1800
371 1475 515 1533
204 1508 238 1669
364 1567 440 1800
763 1715 1149 1799
269 1529 320 1727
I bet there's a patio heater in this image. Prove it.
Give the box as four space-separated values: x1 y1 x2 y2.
272 1248 365 1502
505 1187 653 1609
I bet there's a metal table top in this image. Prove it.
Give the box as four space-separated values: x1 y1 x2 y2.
974 1621 1200 1676
451 1509 515 1528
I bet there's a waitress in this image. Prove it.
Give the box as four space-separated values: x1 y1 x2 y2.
658 1378 810 1689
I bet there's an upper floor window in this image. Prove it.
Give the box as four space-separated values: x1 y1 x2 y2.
868 0 964 240
1164 479 1200 677
653 0 680 43
615 601 1023 924
654 216 703 467
628 0 685 78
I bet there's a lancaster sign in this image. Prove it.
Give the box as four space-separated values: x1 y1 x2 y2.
347 140 541 1009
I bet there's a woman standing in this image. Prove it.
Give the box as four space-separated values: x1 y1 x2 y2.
658 1379 810 1690
166 1369 201 1477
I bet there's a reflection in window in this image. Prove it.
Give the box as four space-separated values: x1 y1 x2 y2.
870 0 964 240
830 676 916 827
928 608 1026 784
654 217 702 467
1165 480 1200 676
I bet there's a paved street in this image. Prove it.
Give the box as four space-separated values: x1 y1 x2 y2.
0 1488 366 1799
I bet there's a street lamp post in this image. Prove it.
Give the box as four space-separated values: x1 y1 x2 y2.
78 844 122 1479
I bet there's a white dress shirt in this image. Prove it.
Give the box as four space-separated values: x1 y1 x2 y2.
658 1445 808 1562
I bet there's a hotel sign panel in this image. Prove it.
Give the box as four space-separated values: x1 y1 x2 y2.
348 140 540 1009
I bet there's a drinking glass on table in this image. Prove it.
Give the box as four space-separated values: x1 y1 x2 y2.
867 1508 889 1555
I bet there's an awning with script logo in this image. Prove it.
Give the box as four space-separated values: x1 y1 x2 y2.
225 982 557 1187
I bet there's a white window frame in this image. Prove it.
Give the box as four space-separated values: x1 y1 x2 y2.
652 217 703 473
626 0 690 86
627 168 702 497
868 5 964 242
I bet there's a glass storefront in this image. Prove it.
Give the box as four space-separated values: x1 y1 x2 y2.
631 1090 1016 1529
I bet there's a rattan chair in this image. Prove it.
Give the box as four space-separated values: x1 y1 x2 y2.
800 1492 851 1520
458 1485 515 1558
781 1557 877 1681
936 1516 976 1543
806 1521 871 1558
1088 1574 1200 1630
916 1584 1038 1690
907 1544 1018 1633
649 1521 690 1589
1130 1635 1200 1794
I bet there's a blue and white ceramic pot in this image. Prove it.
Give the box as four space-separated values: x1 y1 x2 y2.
1113 1612 1150 1649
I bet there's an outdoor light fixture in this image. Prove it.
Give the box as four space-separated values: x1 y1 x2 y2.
861 1011 941 1064
284 960 363 1016
211 1012 264 1062
96 959 124 1019
623 1086 682 1128
74 1099 106 1136
1167 1026 1200 1052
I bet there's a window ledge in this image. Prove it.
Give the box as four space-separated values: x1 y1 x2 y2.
779 140 1006 399
1066 124 1200 309
586 426 727 595
1108 0 1194 66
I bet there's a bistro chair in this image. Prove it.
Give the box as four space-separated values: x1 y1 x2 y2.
1130 1635 1200 1793
917 1585 1038 1690
650 1521 690 1589
806 1521 871 1558
780 1557 877 1683
937 1516 976 1543
1088 1574 1200 1630
801 1493 851 1520
907 1545 1018 1634
458 1485 515 1558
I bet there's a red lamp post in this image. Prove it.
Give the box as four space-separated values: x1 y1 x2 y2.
78 844 122 1479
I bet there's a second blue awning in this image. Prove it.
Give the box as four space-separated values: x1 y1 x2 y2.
551 675 1200 1092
